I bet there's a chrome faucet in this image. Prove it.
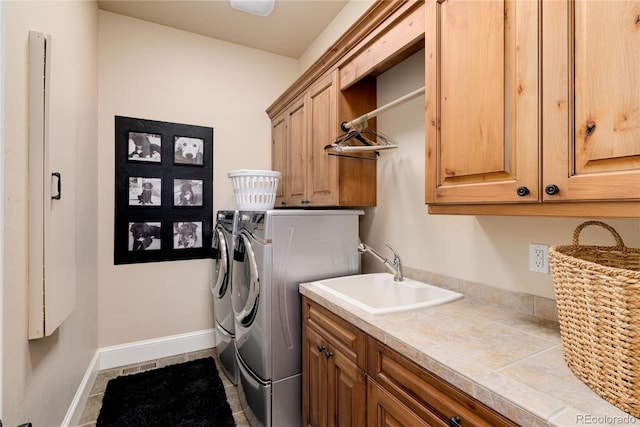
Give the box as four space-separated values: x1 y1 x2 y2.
358 242 403 282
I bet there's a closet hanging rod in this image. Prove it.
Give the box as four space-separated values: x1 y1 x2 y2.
341 86 425 131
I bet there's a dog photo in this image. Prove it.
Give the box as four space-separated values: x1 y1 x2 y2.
129 177 162 206
128 222 162 251
173 179 203 206
174 136 204 165
128 132 162 162
173 221 202 249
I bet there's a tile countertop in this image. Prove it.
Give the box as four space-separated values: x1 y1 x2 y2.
299 281 640 427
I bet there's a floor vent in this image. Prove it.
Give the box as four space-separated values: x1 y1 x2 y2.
140 362 158 371
121 366 139 375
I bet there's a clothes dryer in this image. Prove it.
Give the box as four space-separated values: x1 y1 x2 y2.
211 210 238 384
232 209 362 427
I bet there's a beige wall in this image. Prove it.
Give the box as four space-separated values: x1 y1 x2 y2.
360 49 640 299
97 11 298 347
1 1 637 423
3 1 99 425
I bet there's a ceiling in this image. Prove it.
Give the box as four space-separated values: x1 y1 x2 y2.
97 0 350 58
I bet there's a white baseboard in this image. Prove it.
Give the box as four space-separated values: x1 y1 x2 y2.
62 350 101 427
63 328 217 426
99 328 217 370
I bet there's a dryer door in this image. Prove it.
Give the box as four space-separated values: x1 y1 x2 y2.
232 231 260 328
210 225 228 300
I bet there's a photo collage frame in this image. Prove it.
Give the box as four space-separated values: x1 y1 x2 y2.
114 116 214 264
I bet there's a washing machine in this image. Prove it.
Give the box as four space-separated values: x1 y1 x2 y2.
211 210 239 384
231 209 362 427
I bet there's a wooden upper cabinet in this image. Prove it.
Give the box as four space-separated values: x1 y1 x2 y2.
427 0 640 216
285 94 308 206
307 71 339 206
273 69 378 208
268 1 429 208
425 0 540 204
542 0 640 202
340 1 425 90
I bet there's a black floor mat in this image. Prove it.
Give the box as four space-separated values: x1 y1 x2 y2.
97 357 235 427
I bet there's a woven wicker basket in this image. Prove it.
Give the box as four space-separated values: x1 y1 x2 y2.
549 221 640 418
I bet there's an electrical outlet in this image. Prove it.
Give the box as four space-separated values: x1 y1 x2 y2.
529 244 549 274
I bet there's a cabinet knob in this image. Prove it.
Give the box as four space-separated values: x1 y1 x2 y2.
325 351 333 359
545 184 560 196
317 345 326 352
449 416 462 427
516 186 530 197
302 200 310 204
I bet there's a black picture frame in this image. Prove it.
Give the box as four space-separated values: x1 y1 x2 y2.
114 116 214 265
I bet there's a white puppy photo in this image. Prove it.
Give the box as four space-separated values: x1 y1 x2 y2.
174 136 204 165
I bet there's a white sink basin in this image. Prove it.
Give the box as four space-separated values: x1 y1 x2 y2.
309 273 463 315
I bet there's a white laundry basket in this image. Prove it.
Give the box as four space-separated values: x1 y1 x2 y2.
228 169 281 210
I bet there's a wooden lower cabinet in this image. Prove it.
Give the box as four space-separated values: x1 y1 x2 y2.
367 379 433 427
303 325 367 427
303 325 329 427
302 297 519 427
302 298 366 427
367 337 518 427
329 339 366 427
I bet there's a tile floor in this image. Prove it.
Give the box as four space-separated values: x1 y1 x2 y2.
77 348 250 426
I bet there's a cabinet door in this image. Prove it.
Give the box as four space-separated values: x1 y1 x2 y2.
425 0 539 204
307 71 339 206
328 349 366 427
271 111 287 207
303 325 328 427
543 0 640 202
303 324 366 427
286 95 308 206
303 297 367 427
28 31 77 339
367 379 434 427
